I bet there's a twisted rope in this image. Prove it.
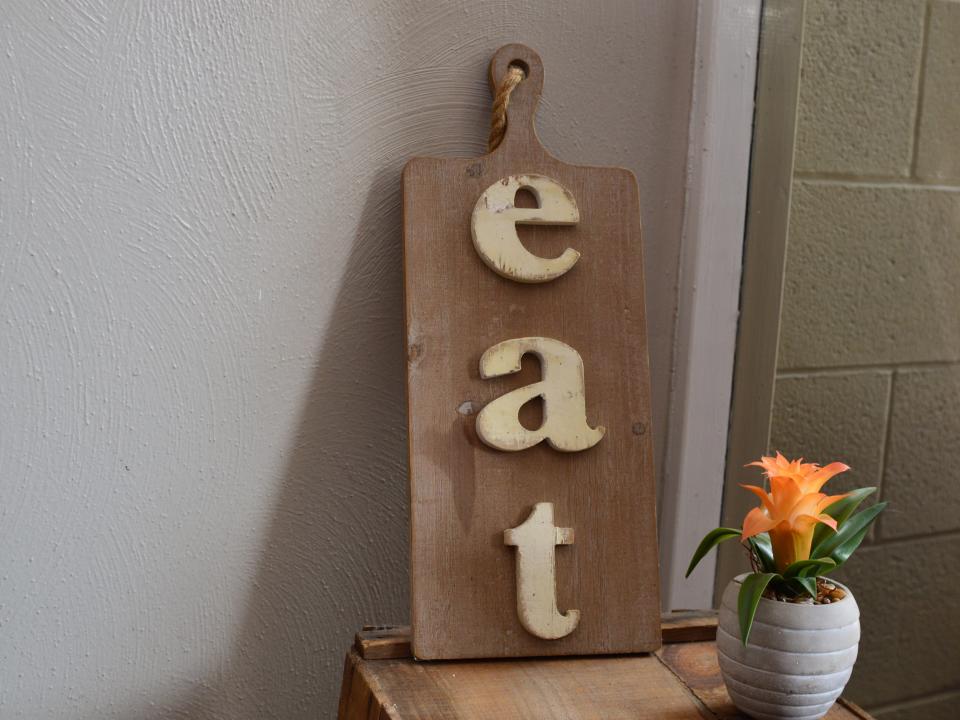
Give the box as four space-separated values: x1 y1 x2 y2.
487 65 526 152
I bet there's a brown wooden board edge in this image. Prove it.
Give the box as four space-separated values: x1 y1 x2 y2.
659 610 720 644
836 698 875 720
354 611 718 661
338 651 396 720
356 625 414 661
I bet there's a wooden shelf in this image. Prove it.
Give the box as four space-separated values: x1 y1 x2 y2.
338 611 874 719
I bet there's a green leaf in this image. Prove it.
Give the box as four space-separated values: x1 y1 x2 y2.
830 524 872 568
783 557 836 578
811 487 877 554
737 573 779 645
686 528 742 577
787 575 818 598
748 534 777 573
817 502 887 561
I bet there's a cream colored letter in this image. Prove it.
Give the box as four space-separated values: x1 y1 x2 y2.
504 502 579 640
471 174 580 283
476 337 604 452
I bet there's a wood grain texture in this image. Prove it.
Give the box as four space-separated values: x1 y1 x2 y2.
354 611 719 660
356 626 413 661
660 611 719 644
339 649 705 720
403 43 661 660
339 628 875 719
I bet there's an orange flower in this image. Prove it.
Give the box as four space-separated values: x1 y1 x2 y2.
747 452 850 495
740 452 850 571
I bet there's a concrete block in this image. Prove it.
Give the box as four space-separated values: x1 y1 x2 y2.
835 534 960 707
779 182 960 369
770 372 890 495
880 365 960 538
915 1 960 182
796 0 925 176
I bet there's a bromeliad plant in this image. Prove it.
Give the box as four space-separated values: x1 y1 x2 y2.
687 452 886 645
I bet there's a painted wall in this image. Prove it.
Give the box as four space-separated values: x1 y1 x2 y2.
771 1 960 717
0 1 698 717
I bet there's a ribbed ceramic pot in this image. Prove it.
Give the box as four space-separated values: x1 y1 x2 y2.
717 574 860 720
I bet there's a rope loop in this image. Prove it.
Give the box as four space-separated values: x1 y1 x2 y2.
487 64 526 152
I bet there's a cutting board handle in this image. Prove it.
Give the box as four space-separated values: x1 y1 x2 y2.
488 44 546 157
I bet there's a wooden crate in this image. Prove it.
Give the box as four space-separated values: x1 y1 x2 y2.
337 612 874 719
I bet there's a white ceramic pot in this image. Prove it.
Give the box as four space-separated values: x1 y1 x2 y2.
717 574 860 720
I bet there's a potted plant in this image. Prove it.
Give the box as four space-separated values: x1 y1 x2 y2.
687 453 886 720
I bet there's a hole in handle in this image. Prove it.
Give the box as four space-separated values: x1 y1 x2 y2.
508 59 529 78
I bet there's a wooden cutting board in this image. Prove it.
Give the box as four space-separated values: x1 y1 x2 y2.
402 43 661 659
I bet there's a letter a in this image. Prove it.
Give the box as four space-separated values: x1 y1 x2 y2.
504 502 580 640
476 337 604 452
471 174 580 283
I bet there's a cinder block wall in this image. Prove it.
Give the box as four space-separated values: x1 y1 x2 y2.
770 1 960 717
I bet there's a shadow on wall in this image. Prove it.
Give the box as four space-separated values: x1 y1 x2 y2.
146 167 410 720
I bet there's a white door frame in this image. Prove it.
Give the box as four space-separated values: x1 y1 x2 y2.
658 0 763 610
714 0 806 601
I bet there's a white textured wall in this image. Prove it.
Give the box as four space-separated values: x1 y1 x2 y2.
0 1 696 717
